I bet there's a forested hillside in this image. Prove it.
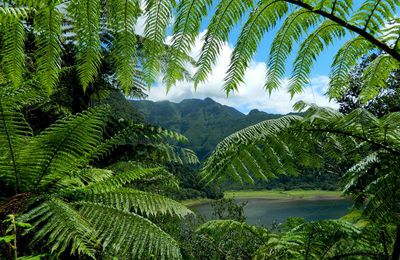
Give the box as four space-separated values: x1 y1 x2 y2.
132 98 282 159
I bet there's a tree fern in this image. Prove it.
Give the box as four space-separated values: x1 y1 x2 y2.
0 96 32 193
68 0 102 91
194 0 253 87
266 9 321 93
77 203 182 259
82 188 191 217
289 20 346 95
328 36 374 99
34 3 62 94
166 0 211 89
24 106 110 191
141 0 175 87
201 115 302 184
349 0 397 32
1 17 25 88
0 97 195 258
107 0 141 94
360 54 399 101
79 167 163 193
179 0 400 100
20 198 98 257
225 0 289 93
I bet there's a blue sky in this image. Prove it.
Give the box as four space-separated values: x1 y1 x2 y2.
143 3 355 114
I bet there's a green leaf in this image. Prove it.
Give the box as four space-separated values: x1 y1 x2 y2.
0 235 14 244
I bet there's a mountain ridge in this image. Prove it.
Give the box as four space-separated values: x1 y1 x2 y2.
131 98 283 160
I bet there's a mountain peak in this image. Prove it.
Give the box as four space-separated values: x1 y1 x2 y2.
248 109 260 115
132 98 283 160
204 97 216 103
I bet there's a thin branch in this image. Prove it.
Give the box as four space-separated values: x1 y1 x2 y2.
284 0 400 62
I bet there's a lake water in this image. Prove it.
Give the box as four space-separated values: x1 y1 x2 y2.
190 198 352 226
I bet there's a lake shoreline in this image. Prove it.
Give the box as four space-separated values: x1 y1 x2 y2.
183 189 346 207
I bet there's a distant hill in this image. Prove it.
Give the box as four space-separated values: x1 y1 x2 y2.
131 98 283 160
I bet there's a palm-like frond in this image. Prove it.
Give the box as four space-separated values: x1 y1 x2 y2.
328 36 374 99
266 9 321 93
82 187 191 217
167 0 211 89
175 0 400 100
194 0 253 87
34 4 62 94
0 95 32 193
20 198 98 258
361 54 399 101
107 0 141 94
78 167 163 193
225 0 289 93
289 20 346 95
201 115 302 184
77 203 182 259
141 0 175 87
154 144 199 165
68 0 102 91
22 106 109 191
1 17 25 88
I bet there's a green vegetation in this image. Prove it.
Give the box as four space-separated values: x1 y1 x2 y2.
1 0 400 259
224 190 343 200
184 190 343 206
132 98 282 160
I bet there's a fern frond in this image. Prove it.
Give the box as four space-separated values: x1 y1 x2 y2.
77 202 182 259
167 0 211 89
194 0 253 87
0 7 30 21
265 9 320 93
1 17 25 88
56 168 114 189
201 115 302 184
380 18 400 50
154 144 199 164
34 4 62 94
108 0 140 94
80 124 139 165
69 0 102 90
313 0 354 18
82 187 192 217
142 0 174 86
23 106 109 191
349 0 397 32
224 0 288 93
360 54 400 101
20 198 97 258
79 167 163 193
328 36 374 99
0 96 32 193
289 21 346 95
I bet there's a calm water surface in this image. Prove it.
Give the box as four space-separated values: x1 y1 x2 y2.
191 198 352 226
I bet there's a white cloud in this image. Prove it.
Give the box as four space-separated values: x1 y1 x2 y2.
145 31 339 114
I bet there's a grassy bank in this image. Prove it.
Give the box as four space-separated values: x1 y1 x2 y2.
224 189 342 200
183 189 343 206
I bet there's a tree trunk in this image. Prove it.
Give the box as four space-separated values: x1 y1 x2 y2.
392 225 400 260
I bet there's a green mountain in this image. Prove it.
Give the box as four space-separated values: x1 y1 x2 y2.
131 98 282 160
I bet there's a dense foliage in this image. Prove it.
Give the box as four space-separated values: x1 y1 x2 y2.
0 86 200 258
133 98 282 160
172 0 400 100
2 0 400 259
